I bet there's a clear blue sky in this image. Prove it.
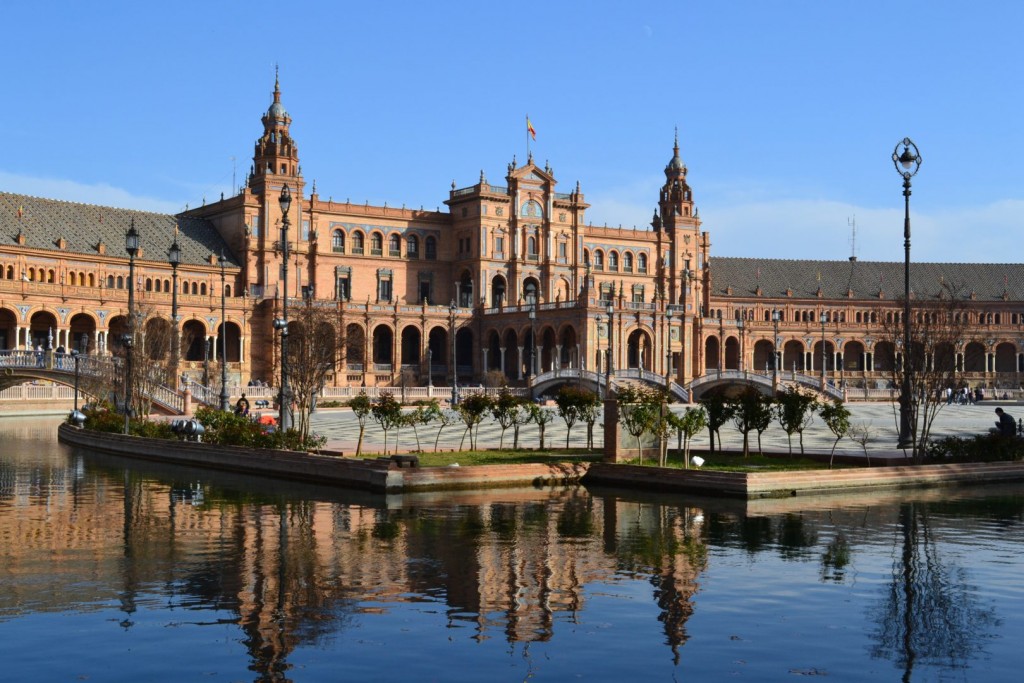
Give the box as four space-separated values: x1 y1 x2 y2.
5 1 1023 263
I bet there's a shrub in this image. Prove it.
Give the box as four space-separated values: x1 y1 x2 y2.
925 434 1024 462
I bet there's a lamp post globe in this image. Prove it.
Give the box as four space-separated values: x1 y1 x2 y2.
893 137 921 450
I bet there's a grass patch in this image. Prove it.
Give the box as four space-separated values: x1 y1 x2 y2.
354 448 601 467
618 452 839 472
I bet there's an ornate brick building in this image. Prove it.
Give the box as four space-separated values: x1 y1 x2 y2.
2 77 1023 399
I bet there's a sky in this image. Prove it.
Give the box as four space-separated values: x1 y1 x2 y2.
5 1 1024 264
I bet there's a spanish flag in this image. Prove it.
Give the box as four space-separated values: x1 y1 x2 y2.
527 116 536 141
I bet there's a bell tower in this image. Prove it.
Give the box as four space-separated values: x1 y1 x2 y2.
248 69 304 199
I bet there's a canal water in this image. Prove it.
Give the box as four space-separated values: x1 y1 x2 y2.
2 417 1023 682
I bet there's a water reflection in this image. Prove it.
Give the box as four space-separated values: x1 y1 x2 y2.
1 418 1023 681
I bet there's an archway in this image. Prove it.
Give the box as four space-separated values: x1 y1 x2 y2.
108 315 130 355
843 341 866 371
704 336 720 370
427 326 448 377
145 318 171 360
995 342 1016 372
874 341 896 372
559 325 578 369
69 313 96 354
182 320 208 361
372 325 394 368
345 323 366 370
752 339 775 372
491 275 507 308
782 339 804 372
29 310 59 350
215 321 243 363
503 328 520 378
812 340 836 371
455 327 474 379
0 308 16 350
486 330 502 372
933 342 956 373
627 329 652 370
963 342 986 372
724 336 740 370
400 325 421 366
522 276 540 305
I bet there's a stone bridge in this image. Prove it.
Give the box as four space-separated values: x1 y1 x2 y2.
0 350 187 414
530 367 690 402
688 369 844 401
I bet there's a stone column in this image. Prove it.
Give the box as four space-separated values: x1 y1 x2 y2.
516 346 524 380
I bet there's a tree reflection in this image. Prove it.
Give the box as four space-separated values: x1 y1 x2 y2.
868 503 1000 681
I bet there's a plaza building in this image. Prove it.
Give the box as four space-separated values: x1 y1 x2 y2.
2 77 1023 402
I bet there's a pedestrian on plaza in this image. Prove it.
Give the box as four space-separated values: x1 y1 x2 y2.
35 345 44 367
990 407 1017 437
235 393 250 416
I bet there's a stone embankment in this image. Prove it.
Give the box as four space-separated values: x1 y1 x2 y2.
58 424 1024 498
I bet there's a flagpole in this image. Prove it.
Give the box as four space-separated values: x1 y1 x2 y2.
526 114 531 159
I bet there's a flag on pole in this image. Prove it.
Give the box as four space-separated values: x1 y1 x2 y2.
527 116 536 141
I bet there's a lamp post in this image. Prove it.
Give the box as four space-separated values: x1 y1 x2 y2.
772 309 781 385
72 349 80 412
893 137 921 449
605 301 614 396
218 250 230 412
665 309 675 390
596 314 604 399
276 184 293 431
124 219 139 435
820 312 827 387
168 233 181 385
427 347 433 390
449 299 459 405
528 296 537 379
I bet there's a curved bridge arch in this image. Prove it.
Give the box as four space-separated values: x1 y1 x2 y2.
530 368 689 402
689 370 844 401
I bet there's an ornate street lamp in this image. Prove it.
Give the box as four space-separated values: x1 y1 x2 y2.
528 296 537 378
218 250 230 412
168 232 181 384
427 347 433 390
605 300 614 396
820 312 827 386
124 219 139 435
596 314 604 399
71 349 80 412
893 137 921 449
277 185 293 431
772 308 781 385
449 299 459 405
665 308 675 390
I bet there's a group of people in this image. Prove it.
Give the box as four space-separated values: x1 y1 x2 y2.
945 386 984 405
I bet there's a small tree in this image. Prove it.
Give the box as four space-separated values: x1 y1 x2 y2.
490 388 520 449
730 388 766 457
579 393 602 451
776 386 819 456
820 399 852 468
676 406 708 467
348 391 372 456
751 394 776 456
511 399 533 449
847 421 875 467
432 406 460 452
456 392 492 450
529 403 556 450
699 390 734 453
555 385 597 449
371 391 404 455
405 401 438 452
617 385 662 465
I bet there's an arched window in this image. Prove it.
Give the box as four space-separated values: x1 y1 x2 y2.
116 276 124 289
594 250 604 270
200 283 208 296
583 249 591 267
191 282 198 295
389 234 401 257
623 252 633 272
371 233 383 256
407 234 419 258
332 230 345 253
608 251 619 271
145 278 153 292
527 236 537 259
638 253 648 273
352 231 365 255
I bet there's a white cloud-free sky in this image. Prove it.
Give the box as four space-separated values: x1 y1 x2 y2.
5 0 1023 263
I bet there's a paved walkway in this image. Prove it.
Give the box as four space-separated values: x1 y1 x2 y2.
305 400 1023 459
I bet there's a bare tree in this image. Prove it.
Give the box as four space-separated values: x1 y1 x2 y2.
880 283 971 462
286 299 341 441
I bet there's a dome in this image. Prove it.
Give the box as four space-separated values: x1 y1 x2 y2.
268 100 288 120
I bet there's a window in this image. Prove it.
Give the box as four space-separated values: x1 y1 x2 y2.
378 277 392 301
337 276 350 300
407 235 419 258
527 236 538 259
632 285 645 303
352 231 365 255
623 252 633 272
608 251 618 271
371 233 383 256
419 278 432 304
600 283 613 303
389 234 401 257
494 236 505 255
637 253 648 273
251 215 260 238
426 236 437 260
301 219 311 241
558 241 567 260
332 230 345 253
594 250 604 270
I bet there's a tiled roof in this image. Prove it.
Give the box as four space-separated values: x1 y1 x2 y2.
0 192 238 266
711 257 1024 302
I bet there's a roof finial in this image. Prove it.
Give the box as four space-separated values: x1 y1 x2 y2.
674 125 679 151
273 64 281 103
